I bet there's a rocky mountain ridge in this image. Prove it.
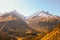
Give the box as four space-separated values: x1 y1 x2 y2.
0 10 60 40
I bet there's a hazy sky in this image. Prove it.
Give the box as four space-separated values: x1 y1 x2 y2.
0 0 60 16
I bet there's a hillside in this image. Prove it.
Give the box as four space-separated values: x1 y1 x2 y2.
0 10 60 40
0 10 37 38
41 24 60 40
28 10 60 33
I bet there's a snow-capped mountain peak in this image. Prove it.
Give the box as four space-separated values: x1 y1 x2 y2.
30 10 60 19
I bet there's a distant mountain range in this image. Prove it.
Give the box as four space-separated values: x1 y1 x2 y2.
0 10 60 38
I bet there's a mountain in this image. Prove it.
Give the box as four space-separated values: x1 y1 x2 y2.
29 10 60 18
0 10 25 22
0 10 60 40
2 10 25 20
28 10 60 33
30 24 60 40
0 10 37 37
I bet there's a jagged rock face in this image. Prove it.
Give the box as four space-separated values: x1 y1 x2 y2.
28 11 60 33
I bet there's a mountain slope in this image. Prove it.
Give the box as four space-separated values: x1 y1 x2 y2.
28 10 60 33
0 10 37 37
41 24 60 40
0 10 60 40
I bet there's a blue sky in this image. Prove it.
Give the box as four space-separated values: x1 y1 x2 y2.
0 0 60 16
